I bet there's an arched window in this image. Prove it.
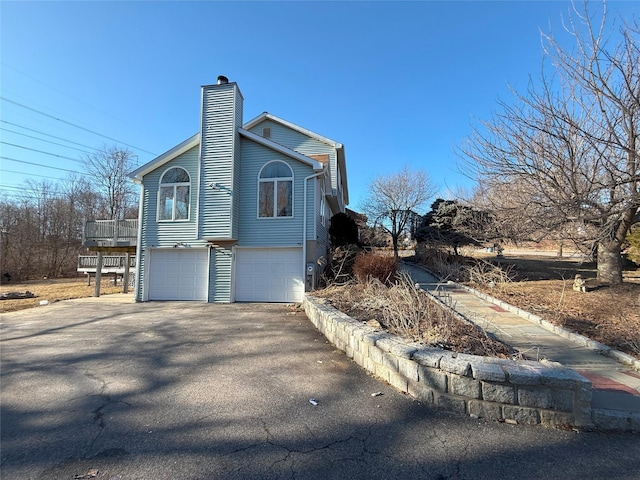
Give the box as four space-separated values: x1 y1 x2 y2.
158 167 190 221
258 161 293 218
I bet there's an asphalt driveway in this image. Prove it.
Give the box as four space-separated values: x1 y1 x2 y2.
1 296 639 480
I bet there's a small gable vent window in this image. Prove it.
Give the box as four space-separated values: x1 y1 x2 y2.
258 161 293 218
262 127 271 139
158 167 190 221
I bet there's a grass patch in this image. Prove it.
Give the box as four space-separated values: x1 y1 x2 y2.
0 277 125 313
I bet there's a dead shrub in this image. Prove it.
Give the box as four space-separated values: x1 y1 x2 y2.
414 244 467 281
353 252 397 285
324 244 361 285
315 272 513 357
464 258 517 287
414 243 517 288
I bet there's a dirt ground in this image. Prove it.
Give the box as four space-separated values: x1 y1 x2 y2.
0 277 125 313
472 255 640 359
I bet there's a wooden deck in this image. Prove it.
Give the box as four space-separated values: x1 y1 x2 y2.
81 219 139 295
77 255 137 274
83 219 138 248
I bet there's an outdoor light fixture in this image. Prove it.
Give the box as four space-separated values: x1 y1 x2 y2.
207 182 232 194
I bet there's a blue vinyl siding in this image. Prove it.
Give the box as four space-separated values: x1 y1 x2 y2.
249 120 335 157
231 92 243 240
140 146 200 247
209 245 233 302
248 120 339 192
199 83 243 239
137 146 201 300
238 138 316 246
316 179 329 250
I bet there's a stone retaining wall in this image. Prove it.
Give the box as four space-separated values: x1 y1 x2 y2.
303 296 593 430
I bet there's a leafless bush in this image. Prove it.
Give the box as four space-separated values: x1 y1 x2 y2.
353 252 397 285
324 244 361 285
414 244 466 281
465 259 517 287
380 272 445 342
316 272 513 356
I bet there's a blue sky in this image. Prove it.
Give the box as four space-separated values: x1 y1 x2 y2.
1 0 638 211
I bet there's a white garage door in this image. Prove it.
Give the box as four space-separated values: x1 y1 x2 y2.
235 248 303 302
148 248 209 301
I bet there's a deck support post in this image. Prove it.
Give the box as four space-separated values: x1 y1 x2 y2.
123 252 130 293
94 251 103 297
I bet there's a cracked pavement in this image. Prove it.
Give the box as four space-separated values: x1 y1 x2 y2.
1 298 639 479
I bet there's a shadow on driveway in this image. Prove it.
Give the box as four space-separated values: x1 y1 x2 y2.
1 300 639 479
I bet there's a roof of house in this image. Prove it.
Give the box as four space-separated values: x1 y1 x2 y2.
243 112 343 148
129 133 200 182
238 128 323 171
244 112 348 204
128 121 326 182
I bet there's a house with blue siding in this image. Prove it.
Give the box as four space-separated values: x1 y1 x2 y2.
129 76 348 302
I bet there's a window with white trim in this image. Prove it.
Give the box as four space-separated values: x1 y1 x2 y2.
158 167 190 221
258 161 293 218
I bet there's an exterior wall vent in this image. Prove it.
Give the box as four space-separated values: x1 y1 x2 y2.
217 75 229 85
262 127 271 139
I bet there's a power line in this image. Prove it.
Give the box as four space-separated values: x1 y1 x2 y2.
1 169 70 181
1 156 88 174
0 183 84 202
0 141 84 164
1 120 100 151
0 96 157 155
0 127 94 155
1 62 142 133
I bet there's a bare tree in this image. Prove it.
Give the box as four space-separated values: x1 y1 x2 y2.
0 174 101 281
361 167 437 258
84 145 138 221
460 2 639 284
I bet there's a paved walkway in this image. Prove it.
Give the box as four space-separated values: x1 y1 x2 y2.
400 262 640 415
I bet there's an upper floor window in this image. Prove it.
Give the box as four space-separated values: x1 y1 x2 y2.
158 167 190 221
258 161 293 218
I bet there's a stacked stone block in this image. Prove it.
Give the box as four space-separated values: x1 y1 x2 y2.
303 296 594 430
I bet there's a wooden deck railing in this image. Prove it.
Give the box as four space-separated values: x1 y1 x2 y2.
83 219 138 247
77 255 137 271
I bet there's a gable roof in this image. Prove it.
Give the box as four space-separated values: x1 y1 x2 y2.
243 112 343 149
129 133 199 183
128 126 325 183
238 128 323 170
244 112 348 204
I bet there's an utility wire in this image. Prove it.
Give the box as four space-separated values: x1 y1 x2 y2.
0 127 95 155
0 96 157 155
1 120 100 151
1 156 88 174
1 190 74 202
0 169 69 181
1 62 142 132
0 141 84 164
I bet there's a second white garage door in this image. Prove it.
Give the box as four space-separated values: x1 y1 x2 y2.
147 248 209 301
234 248 303 303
